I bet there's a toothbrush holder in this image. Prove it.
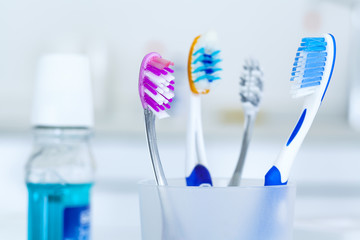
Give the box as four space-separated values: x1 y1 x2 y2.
138 178 296 240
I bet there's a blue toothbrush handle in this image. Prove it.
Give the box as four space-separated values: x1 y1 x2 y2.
264 166 288 186
186 164 213 186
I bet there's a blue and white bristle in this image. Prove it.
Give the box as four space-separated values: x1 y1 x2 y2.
191 32 222 93
290 37 328 98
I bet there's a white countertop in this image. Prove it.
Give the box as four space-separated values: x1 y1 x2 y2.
0 133 359 239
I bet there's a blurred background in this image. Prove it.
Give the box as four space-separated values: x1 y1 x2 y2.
1 0 360 239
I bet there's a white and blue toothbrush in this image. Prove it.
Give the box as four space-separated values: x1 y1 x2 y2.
186 31 222 186
265 34 336 186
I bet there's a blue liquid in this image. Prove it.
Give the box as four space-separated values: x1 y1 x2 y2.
27 183 92 240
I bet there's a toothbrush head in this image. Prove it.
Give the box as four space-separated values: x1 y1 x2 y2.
290 34 336 100
187 31 222 95
239 58 263 112
139 52 175 119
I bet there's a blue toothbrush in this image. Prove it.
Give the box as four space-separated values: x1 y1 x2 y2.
265 34 336 186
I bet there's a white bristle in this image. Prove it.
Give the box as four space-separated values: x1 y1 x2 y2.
291 87 317 98
198 30 218 48
239 58 263 110
161 90 174 100
151 109 169 119
156 87 164 94
163 83 171 91
162 73 175 82
195 81 210 92
144 89 168 105
145 71 166 85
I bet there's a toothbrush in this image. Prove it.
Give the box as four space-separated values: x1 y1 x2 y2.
139 52 175 186
186 31 222 186
228 59 263 186
265 34 336 186
138 55 185 239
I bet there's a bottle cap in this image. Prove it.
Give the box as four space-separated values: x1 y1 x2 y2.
32 54 94 127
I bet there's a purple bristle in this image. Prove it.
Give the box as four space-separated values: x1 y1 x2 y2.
144 76 158 90
144 94 160 112
164 67 174 73
170 80 175 84
160 69 168 75
144 83 157 95
146 65 161 76
139 53 175 116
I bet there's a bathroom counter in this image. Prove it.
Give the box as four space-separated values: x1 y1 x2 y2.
0 133 359 239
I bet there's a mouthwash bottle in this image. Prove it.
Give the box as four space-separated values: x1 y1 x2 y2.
26 54 95 240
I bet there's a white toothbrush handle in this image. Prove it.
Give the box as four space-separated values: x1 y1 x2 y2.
186 94 209 175
194 96 208 166
186 94 213 186
273 95 320 184
186 94 198 176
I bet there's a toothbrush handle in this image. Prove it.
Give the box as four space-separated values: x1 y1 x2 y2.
185 94 198 176
185 94 212 186
144 109 167 186
193 98 213 186
228 113 255 186
194 96 208 165
265 101 319 185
